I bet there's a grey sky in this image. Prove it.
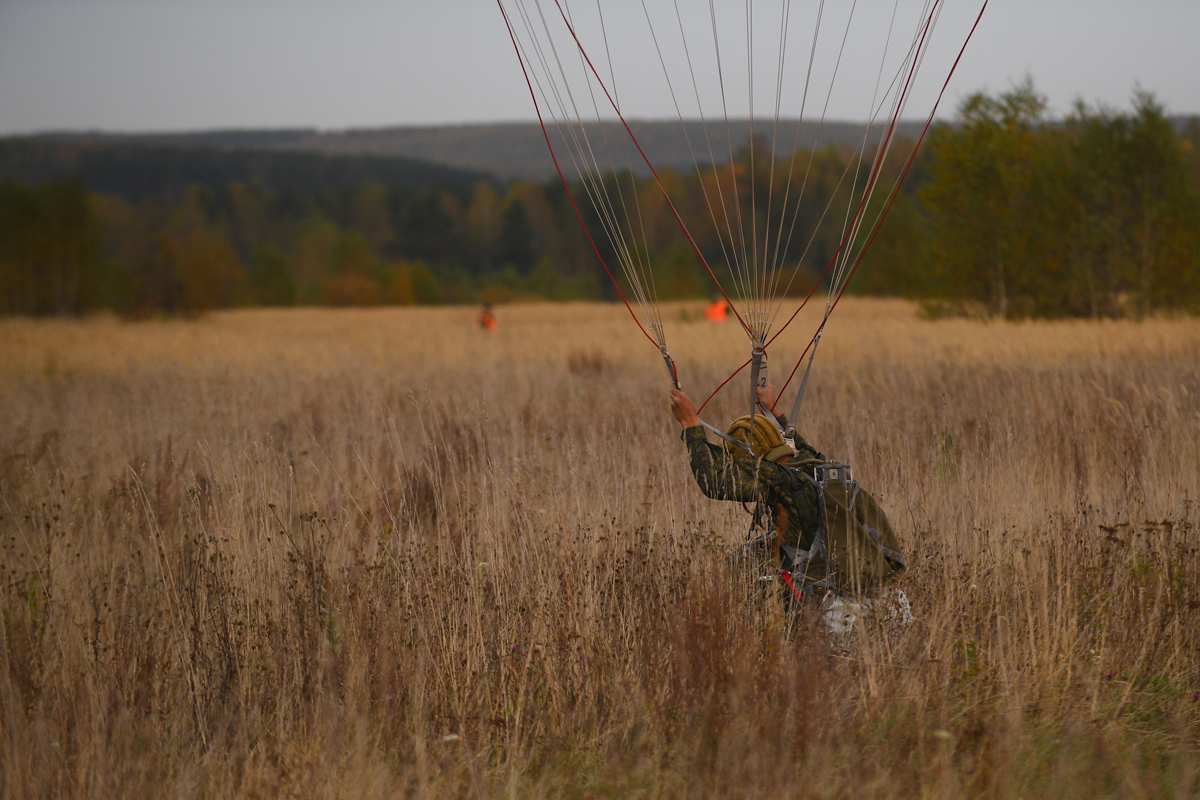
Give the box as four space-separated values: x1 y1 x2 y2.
0 0 1197 136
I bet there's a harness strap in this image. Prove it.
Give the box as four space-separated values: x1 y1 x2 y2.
780 542 808 571
756 402 785 432
784 307 830 439
862 524 907 569
700 419 753 453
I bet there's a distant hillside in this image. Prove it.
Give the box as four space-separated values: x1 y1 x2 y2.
8 120 932 185
10 116 1195 191
0 138 495 202
278 119 940 182
308 116 1195 182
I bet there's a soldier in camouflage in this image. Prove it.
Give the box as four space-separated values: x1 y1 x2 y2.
670 382 911 637
669 383 823 556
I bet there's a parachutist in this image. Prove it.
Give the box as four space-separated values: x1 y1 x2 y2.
705 298 728 323
479 303 497 331
671 382 907 617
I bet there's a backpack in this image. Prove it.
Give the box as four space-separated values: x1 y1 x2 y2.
780 461 906 595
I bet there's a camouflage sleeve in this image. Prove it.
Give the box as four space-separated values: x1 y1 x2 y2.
681 425 771 503
790 431 824 462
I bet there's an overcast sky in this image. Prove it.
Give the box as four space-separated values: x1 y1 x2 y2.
1 0 1197 136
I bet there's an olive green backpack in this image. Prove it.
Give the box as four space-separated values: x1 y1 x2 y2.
784 462 906 594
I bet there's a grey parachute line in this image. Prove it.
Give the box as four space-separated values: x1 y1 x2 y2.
654 320 750 452
784 304 830 441
702 420 754 453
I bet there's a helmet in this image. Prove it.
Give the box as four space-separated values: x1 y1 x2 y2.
724 415 794 462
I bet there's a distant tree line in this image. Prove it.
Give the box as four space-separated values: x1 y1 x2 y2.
2 84 1198 318
915 83 1200 318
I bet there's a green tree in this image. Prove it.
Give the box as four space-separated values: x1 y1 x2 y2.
920 80 1052 316
321 232 384 306
353 183 393 251
0 180 103 315
661 243 702 299
249 244 297 306
1124 92 1199 315
1066 93 1200 316
409 261 444 305
497 199 536 274
466 182 502 272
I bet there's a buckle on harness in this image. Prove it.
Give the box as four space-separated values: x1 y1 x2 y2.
812 461 852 485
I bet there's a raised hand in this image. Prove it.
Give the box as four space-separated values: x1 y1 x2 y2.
670 388 700 428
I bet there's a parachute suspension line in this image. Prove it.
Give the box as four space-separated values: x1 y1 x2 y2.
763 0 874 313
524 0 655 324
707 0 753 311
496 0 658 350
702 1 981 415
826 0 935 304
570 0 652 319
827 1 903 296
585 0 669 337
784 302 830 435
515 0 674 351
514 0 662 337
768 0 926 316
667 0 748 301
764 0 825 289
593 5 667 338
741 0 797 376
761 0 793 313
545 0 753 338
745 0 760 327
571 3 710 405
699 0 962 413
830 0 947 305
765 0 928 315
831 0 945 298
824 0 987 312
536 2 663 337
714 0 913 413
697 355 753 415
766 143 864 309
747 12 768 426
764 0 944 358
587 0 668 337
765 0 861 308
642 0 746 315
502 0 988 408
771 0 989 404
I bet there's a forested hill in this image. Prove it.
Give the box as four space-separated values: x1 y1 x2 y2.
6 119 929 184
15 115 1197 185
0 138 494 202
2 86 1198 319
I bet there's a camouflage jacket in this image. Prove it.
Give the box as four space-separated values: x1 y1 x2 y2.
682 417 824 550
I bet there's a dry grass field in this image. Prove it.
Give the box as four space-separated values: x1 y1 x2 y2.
2 298 1199 798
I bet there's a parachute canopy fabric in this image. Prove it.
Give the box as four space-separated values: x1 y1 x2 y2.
497 0 987 406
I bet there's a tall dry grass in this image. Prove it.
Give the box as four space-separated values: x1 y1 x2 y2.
1 299 1198 798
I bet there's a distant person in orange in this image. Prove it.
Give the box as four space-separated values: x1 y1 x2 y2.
705 297 728 323
479 303 498 331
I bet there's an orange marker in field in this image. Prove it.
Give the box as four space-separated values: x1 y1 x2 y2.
705 298 728 323
479 303 498 331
